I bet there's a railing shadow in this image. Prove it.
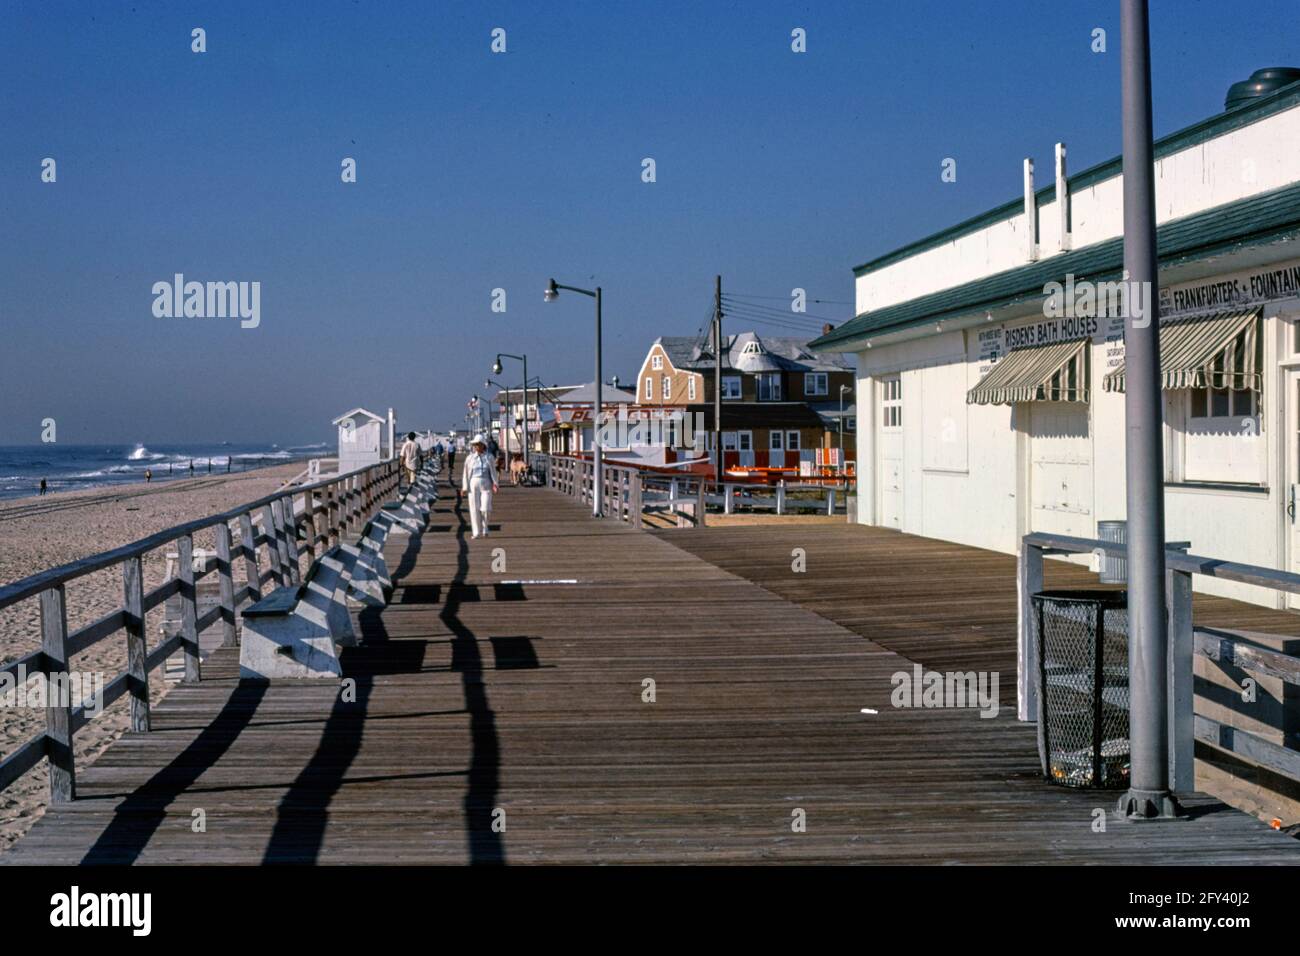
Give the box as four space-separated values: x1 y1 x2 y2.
80 681 270 864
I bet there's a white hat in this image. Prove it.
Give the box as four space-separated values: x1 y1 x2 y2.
471 434 487 446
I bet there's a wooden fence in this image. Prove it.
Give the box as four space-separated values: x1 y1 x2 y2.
0 459 400 803
538 453 851 529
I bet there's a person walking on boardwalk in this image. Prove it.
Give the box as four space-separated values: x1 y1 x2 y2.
461 434 498 539
398 431 420 491
447 442 457 488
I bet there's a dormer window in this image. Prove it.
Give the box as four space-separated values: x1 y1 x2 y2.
742 341 763 355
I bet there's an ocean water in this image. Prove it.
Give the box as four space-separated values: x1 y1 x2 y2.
0 442 331 501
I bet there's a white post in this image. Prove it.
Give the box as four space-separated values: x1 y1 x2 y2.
1055 142 1071 252
1023 158 1038 262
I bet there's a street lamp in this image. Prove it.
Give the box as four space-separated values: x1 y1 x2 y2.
544 277 603 517
493 353 530 474
838 384 852 475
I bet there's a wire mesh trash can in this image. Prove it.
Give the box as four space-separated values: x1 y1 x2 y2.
1034 589 1130 789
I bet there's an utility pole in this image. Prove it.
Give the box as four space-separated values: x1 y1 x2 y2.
713 275 723 481
1118 0 1179 820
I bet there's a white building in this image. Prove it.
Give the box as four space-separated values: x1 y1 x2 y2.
333 407 395 474
812 69 1300 608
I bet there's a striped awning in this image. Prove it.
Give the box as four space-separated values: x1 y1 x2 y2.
967 338 1090 406
1102 307 1261 394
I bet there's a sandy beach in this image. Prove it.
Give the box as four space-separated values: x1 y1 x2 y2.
0 462 310 852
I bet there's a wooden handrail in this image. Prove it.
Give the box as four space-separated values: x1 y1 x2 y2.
0 458 402 804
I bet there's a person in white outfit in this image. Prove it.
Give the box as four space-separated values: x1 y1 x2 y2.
461 435 499 539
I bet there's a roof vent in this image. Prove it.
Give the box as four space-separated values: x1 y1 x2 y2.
1225 67 1300 110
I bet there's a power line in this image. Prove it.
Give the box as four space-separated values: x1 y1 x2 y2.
721 297 846 327
726 291 854 306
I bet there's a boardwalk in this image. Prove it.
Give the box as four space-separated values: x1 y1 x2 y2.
4 481 1298 864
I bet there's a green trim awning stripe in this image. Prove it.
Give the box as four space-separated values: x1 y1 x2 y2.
1102 308 1261 394
967 338 1089 406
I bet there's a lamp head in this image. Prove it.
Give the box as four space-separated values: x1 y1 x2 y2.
492 359 502 375
544 278 559 302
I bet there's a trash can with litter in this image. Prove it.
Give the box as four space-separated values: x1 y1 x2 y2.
1033 589 1130 789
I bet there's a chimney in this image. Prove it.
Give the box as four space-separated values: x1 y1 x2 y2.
1055 142 1072 251
1023 158 1039 261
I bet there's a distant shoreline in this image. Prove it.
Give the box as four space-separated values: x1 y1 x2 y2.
0 443 329 503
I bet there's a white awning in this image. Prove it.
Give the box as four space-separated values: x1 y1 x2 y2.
967 338 1089 406
1102 307 1261 394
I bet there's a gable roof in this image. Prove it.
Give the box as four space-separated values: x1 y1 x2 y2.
653 332 852 374
851 79 1300 277
812 180 1300 352
555 381 639 405
332 407 387 425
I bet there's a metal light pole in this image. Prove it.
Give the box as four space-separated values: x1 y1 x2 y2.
493 353 530 473
546 278 604 517
1118 0 1179 820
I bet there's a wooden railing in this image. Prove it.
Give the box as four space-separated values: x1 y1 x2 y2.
537 453 852 529
0 459 401 802
1020 531 1300 793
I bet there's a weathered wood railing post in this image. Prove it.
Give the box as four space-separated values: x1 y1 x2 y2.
1166 554 1194 792
177 534 201 683
724 482 734 515
631 473 643 529
326 484 339 547
1017 538 1044 722
214 520 238 649
776 480 786 516
40 585 76 802
239 511 261 601
122 556 150 731
696 479 706 528
263 502 285 586
279 495 302 585
826 487 836 515
303 488 318 557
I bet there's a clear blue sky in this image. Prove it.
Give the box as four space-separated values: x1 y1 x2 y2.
2 0 1295 444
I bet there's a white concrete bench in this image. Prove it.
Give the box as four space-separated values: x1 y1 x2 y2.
239 545 359 679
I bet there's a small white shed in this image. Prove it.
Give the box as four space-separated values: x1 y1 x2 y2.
333 407 388 474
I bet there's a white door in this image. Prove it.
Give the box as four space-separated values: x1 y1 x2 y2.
769 430 785 469
878 376 903 529
738 430 755 468
1028 401 1093 538
1287 371 1300 609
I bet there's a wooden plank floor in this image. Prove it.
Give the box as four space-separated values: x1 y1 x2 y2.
4 482 1298 864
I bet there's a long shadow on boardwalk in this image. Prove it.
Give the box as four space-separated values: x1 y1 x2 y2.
257 477 504 863
80 683 270 864
259 530 430 863
442 487 505 863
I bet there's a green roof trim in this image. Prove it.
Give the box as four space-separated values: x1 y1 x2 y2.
851 80 1300 277
813 181 1300 352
